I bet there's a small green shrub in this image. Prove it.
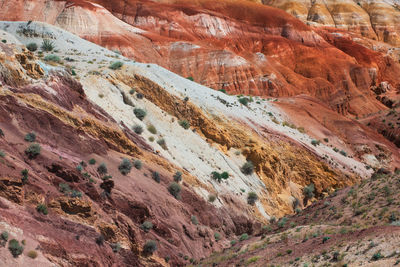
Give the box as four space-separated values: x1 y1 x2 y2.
8 239 24 258
230 240 237 246
109 61 124 70
133 160 142 169
0 128 4 137
208 194 216 202
26 42 38 52
214 232 221 241
186 76 194 81
168 182 181 199
24 132 36 142
311 139 320 146
239 233 249 241
25 143 41 159
238 97 250 106
303 184 315 201
247 192 258 205
1 231 8 241
36 204 48 215
44 54 61 63
97 163 108 174
157 138 167 150
340 150 347 156
173 171 182 182
134 108 146 120
143 240 157 254
221 172 229 179
89 158 96 165
140 221 153 232
118 158 133 175
147 124 157 134
41 39 55 51
372 251 383 261
133 125 143 134
152 171 160 183
179 119 190 130
241 161 254 175
148 136 154 142
76 164 83 172
0 150 5 158
211 171 222 182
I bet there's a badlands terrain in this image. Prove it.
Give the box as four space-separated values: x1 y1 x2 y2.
0 0 398 266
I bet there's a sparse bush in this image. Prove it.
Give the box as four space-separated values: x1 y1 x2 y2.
41 39 55 51
247 192 258 205
133 125 143 134
25 143 41 159
230 240 237 246
89 158 96 165
148 136 154 142
152 171 160 183
179 119 190 130
303 184 315 202
27 250 38 259
0 128 4 137
173 171 182 182
191 215 199 225
372 251 383 261
168 182 181 199
239 233 249 241
311 139 320 146
59 183 71 194
241 161 254 175
8 239 24 258
0 150 5 158
133 160 142 169
76 164 83 172
44 54 61 63
97 163 108 174
147 124 157 134
143 240 157 254
24 132 36 142
214 232 221 241
36 204 48 215
136 93 144 99
340 150 347 156
134 108 146 120
238 97 250 106
221 172 229 179
157 138 167 150
118 158 133 175
109 61 123 70
322 236 330 243
211 171 222 182
26 43 38 52
208 194 216 202
140 221 153 232
278 217 288 228
1 231 8 241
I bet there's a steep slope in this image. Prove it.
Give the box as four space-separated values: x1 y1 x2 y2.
0 0 399 119
0 21 396 266
201 169 400 266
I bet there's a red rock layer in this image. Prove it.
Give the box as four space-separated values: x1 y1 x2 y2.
1 0 400 117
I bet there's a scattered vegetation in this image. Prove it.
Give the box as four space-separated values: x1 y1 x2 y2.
21 169 29 184
311 139 320 146
97 163 108 175
208 194 216 202
89 158 96 165
168 182 181 199
109 61 124 70
36 204 48 215
44 54 61 63
133 160 142 170
118 158 133 175
147 124 157 134
26 42 38 52
241 161 254 175
191 215 199 225
27 250 38 259
25 143 41 159
152 171 160 183
134 108 147 120
179 119 190 130
173 171 182 182
24 132 36 142
140 221 153 233
41 39 55 51
238 97 250 106
133 125 143 134
247 192 258 205
143 240 157 254
8 239 24 258
157 138 167 150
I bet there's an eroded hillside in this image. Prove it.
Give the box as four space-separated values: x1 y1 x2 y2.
0 21 397 266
